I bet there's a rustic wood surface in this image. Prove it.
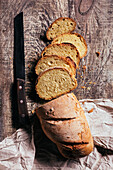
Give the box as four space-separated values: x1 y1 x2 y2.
0 0 113 143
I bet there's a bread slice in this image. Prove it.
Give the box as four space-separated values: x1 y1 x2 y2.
52 33 87 59
41 43 80 68
36 93 94 158
46 17 76 40
35 55 76 75
35 68 77 100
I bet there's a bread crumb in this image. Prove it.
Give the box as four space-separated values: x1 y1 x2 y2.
82 101 85 104
96 51 100 57
81 86 86 89
88 108 94 113
82 65 87 70
87 87 91 90
89 81 92 84
77 71 81 75
32 109 35 114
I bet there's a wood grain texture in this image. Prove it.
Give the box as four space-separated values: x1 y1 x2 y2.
0 0 113 141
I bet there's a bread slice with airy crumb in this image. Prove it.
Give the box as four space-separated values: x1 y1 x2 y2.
52 33 87 59
41 43 80 68
46 17 76 40
35 55 76 75
35 67 77 100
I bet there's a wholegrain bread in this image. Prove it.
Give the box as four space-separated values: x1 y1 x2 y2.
35 68 77 100
41 43 80 68
46 17 76 40
36 93 94 158
52 33 87 59
35 55 76 75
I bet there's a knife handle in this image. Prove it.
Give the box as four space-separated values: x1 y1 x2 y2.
17 78 30 127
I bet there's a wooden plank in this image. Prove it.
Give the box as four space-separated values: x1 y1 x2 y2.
0 0 113 140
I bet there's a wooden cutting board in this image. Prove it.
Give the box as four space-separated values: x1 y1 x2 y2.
0 0 113 141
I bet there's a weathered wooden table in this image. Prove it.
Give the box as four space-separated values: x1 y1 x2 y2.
0 0 113 142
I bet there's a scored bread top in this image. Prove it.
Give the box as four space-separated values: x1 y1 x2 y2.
41 118 91 144
52 33 87 59
35 67 77 100
41 43 80 68
35 55 76 75
46 17 76 40
36 93 85 119
36 93 92 144
57 135 94 158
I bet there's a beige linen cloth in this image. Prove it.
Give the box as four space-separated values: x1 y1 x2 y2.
0 99 113 170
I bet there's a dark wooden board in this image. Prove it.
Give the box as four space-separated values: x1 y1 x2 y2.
0 0 113 141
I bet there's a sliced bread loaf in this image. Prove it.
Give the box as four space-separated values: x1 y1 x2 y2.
41 43 80 68
35 55 76 75
46 17 76 40
35 68 77 100
52 33 87 59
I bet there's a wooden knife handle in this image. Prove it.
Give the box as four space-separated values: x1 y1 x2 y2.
17 78 30 127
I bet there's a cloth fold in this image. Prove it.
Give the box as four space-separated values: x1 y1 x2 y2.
0 129 35 170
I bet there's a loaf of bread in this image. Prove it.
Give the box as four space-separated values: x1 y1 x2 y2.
35 68 77 100
46 17 76 40
41 43 80 68
52 33 87 59
36 93 94 159
35 55 76 75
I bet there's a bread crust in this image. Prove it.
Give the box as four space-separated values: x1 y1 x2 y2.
35 55 76 75
57 135 94 159
35 67 77 100
46 17 76 40
40 118 91 144
52 33 87 58
36 93 86 119
36 93 94 158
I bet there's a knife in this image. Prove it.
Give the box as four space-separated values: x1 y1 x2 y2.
14 12 31 130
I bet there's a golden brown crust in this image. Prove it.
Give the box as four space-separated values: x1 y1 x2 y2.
40 118 91 144
57 136 94 159
46 17 76 40
36 93 91 144
35 55 76 75
66 56 77 71
36 93 87 120
36 93 94 158
35 67 77 100
36 93 79 119
52 33 87 59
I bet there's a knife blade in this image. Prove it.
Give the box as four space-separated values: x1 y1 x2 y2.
14 12 31 130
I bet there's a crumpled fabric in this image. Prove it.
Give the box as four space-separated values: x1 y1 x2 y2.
0 99 113 170
0 128 35 170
